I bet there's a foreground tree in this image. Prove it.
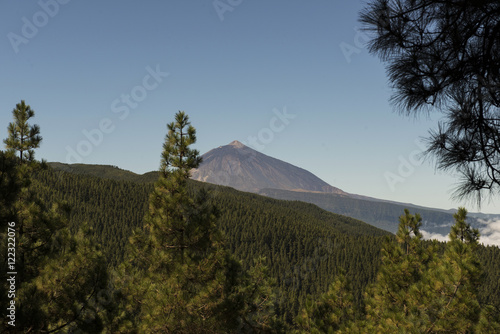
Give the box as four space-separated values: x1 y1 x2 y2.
0 150 20 224
0 103 109 332
117 111 282 333
418 208 482 332
360 209 435 332
360 1 500 204
0 150 21 331
340 208 499 332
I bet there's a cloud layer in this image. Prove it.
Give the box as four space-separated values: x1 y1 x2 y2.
421 219 500 247
476 219 500 247
420 230 449 243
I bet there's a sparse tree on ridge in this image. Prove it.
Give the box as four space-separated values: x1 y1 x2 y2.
360 0 500 205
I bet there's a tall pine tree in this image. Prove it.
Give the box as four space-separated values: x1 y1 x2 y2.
0 102 109 333
116 111 282 333
419 208 482 332
360 209 435 332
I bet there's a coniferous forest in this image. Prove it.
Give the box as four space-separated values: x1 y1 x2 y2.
1 103 500 333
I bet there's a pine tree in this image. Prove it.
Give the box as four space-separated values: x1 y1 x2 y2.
419 207 482 332
117 111 283 333
144 111 214 268
360 0 500 203
4 100 42 164
137 111 229 332
346 208 495 333
361 209 434 332
0 150 21 331
236 256 285 333
117 111 226 332
0 150 20 224
0 104 109 332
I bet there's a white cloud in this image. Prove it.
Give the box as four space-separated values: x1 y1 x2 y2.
421 219 500 247
421 230 449 242
477 219 500 247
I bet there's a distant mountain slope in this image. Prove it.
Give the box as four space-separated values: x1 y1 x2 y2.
188 141 500 235
190 140 347 194
259 188 460 234
48 162 158 183
258 190 500 235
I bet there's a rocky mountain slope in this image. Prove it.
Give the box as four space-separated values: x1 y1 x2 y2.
190 140 346 194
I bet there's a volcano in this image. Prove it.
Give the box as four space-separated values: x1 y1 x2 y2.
190 140 347 195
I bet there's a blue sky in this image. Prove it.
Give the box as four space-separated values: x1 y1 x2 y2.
1 0 498 214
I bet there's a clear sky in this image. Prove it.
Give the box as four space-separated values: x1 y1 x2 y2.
1 0 499 214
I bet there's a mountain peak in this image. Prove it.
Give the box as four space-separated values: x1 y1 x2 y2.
191 142 347 195
228 140 245 148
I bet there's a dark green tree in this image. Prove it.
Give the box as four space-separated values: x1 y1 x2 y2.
360 1 500 204
360 209 435 332
0 150 20 223
0 105 109 333
4 100 42 164
0 150 21 331
419 208 482 332
344 208 498 332
236 256 285 333
117 111 282 333
294 270 354 334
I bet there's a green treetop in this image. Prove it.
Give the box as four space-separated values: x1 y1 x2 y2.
4 100 42 164
146 110 217 268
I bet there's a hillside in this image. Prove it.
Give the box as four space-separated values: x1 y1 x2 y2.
32 163 500 323
34 165 388 322
49 160 500 237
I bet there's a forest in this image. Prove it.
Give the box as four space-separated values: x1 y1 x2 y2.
1 103 500 333
0 0 500 328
